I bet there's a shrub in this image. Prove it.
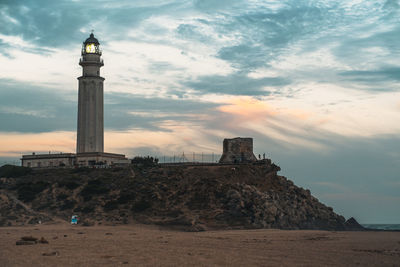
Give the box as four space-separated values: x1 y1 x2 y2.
103 200 119 211
0 164 32 178
58 180 80 190
117 192 136 204
80 179 110 201
73 167 91 174
73 207 82 212
132 199 151 212
82 206 95 213
56 193 68 201
60 200 76 211
111 167 124 172
37 202 52 210
17 181 49 202
131 156 159 167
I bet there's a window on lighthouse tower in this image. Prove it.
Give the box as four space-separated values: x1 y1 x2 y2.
85 43 96 53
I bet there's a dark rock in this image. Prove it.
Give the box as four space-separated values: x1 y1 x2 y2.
344 217 365 231
16 240 36 245
21 236 38 242
42 251 59 256
38 237 49 244
82 220 94 226
186 224 207 232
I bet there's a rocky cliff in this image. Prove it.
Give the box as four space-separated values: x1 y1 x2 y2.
0 161 361 231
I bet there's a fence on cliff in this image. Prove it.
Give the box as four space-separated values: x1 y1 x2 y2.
136 152 269 165
136 152 223 164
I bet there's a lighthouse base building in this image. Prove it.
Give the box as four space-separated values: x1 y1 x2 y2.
21 152 129 168
21 33 129 168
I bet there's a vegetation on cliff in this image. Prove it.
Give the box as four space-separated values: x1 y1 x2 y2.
0 161 361 231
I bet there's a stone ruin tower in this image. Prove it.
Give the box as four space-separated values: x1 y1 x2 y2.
219 137 257 163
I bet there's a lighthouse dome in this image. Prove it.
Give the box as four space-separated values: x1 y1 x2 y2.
84 33 99 45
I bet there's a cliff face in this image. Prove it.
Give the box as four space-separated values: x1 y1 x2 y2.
0 162 357 231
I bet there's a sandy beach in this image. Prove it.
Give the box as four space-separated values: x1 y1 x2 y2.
0 224 399 266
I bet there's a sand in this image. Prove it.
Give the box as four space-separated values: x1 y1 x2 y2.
0 224 399 266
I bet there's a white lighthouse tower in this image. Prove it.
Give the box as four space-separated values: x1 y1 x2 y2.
21 33 129 168
77 33 104 153
74 33 129 166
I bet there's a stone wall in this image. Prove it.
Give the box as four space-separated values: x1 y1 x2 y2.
21 153 75 168
21 152 129 168
219 137 257 163
76 152 130 167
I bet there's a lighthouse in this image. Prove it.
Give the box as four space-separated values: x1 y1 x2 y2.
76 33 104 153
21 33 129 168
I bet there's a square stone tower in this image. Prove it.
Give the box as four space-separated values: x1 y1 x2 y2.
219 137 257 163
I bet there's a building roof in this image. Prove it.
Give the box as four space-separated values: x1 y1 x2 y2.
21 153 76 160
76 152 127 159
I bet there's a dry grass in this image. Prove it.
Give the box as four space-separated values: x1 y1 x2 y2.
1 223 399 266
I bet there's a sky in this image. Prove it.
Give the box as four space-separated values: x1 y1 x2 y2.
0 0 399 224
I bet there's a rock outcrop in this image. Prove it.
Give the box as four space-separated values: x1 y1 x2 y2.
0 162 362 231
344 217 365 231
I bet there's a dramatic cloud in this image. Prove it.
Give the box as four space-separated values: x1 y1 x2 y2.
184 73 290 96
339 66 400 86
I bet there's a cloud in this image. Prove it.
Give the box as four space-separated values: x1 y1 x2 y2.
0 123 224 159
339 66 400 87
183 73 290 96
332 25 400 68
217 97 277 119
0 0 186 53
209 1 342 72
0 131 75 157
383 0 400 9
208 97 332 151
0 1 88 48
193 0 244 13
0 79 76 133
2 0 398 98
105 92 219 131
217 45 269 71
0 79 220 133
